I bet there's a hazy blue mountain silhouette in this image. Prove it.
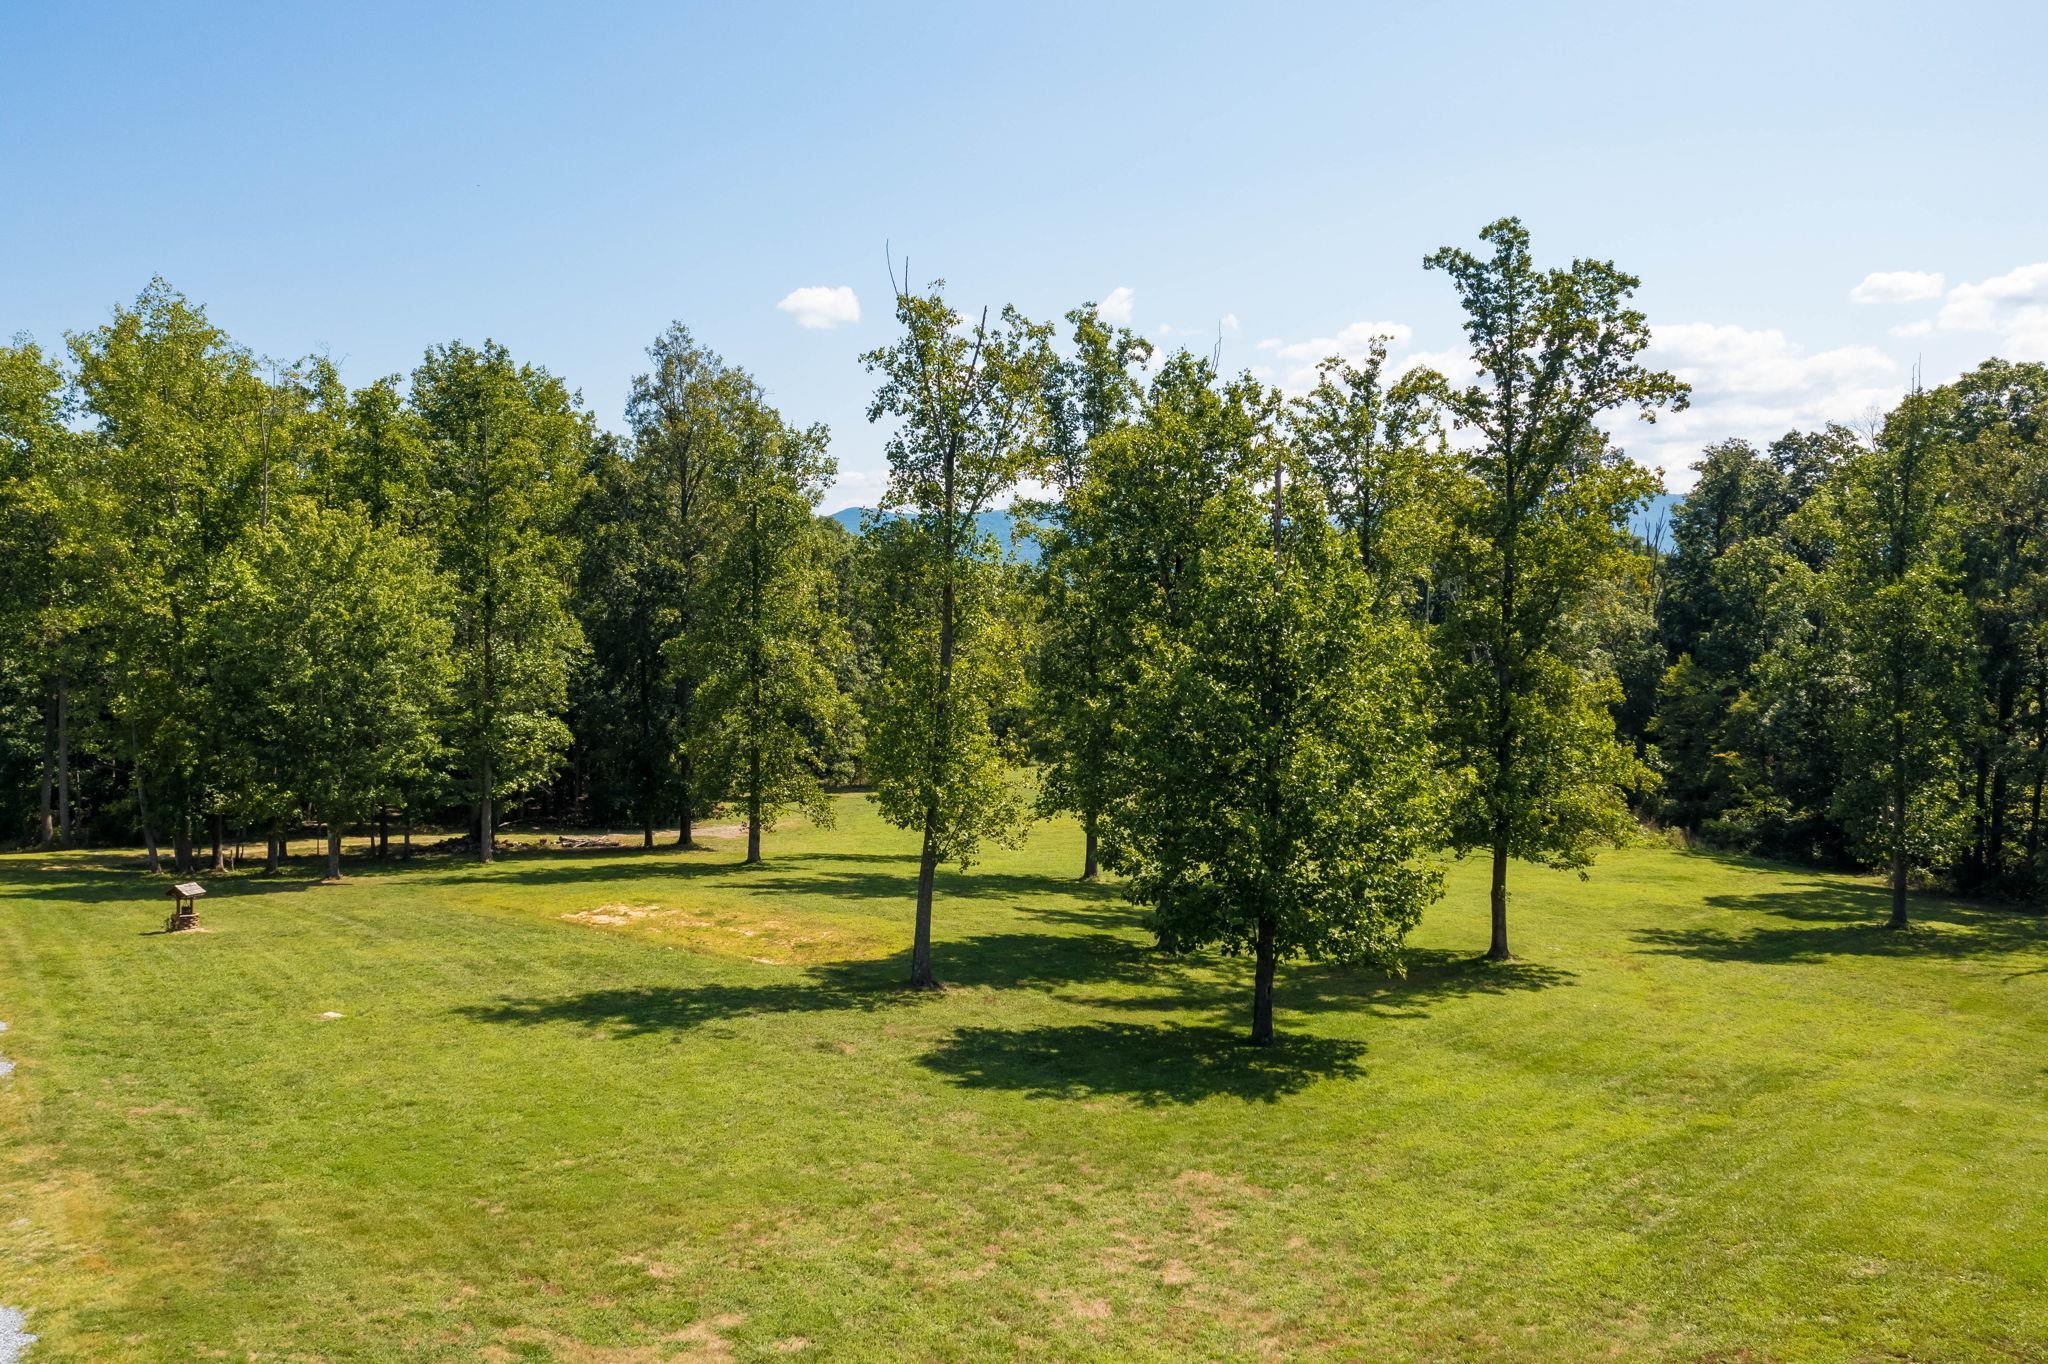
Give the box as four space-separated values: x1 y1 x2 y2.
828 507 1041 562
830 493 1681 560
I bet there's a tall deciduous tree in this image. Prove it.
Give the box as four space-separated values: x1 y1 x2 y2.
1424 219 1686 960
1935 360 2048 893
625 324 751 848
412 340 589 861
0 338 82 847
1809 387 1971 926
1028 304 1151 878
1109 378 1442 1045
240 500 451 879
697 401 845 863
574 430 683 844
69 280 268 873
861 276 1052 987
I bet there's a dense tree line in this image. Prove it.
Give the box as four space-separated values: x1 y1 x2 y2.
0 283 848 877
1650 361 2048 907
3 220 2042 1040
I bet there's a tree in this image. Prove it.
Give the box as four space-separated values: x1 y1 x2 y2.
1934 361 2048 893
1108 380 1442 1044
69 280 269 873
1289 338 1446 597
412 340 589 861
240 500 451 878
624 324 754 848
696 401 845 863
573 430 684 844
1649 430 1854 858
1027 304 1152 878
1808 387 1971 926
0 338 82 847
1424 219 1687 960
861 275 1052 987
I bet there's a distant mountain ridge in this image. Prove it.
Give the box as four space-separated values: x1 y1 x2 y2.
830 493 1682 560
827 507 1042 562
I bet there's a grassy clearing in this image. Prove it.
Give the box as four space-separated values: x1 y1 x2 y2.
2 796 2045 1361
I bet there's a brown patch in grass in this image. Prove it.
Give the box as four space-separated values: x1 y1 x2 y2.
559 903 887 965
497 1314 742 1364
619 1253 681 1281
1170 1168 1266 1236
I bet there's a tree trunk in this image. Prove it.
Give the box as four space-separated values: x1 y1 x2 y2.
1889 841 1910 929
1888 717 1909 929
909 431 961 990
478 758 494 864
1987 673 2017 883
174 818 194 876
911 813 940 988
37 687 55 848
1250 912 1278 1045
2028 751 2044 873
1989 766 2010 886
326 825 343 881
265 825 281 875
745 745 763 864
676 739 696 847
1488 836 1512 960
210 811 226 872
377 808 390 859
1887 767 1910 930
56 671 71 845
403 817 414 860
134 766 160 872
1082 811 1100 882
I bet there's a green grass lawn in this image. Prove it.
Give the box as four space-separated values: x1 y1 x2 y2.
3 796 2046 1362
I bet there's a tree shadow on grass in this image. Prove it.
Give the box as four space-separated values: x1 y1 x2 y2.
1634 873 2048 966
1076 948 1577 1024
0 855 349 906
411 851 1112 913
454 980 902 1037
456 923 1161 1038
917 1022 1366 1105
1292 949 1579 1019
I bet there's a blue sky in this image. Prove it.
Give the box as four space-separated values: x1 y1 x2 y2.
5 0 2045 500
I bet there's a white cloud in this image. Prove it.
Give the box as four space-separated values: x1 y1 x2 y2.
1096 286 1136 325
1247 320 1418 393
1395 348 1476 382
1269 320 1412 364
776 285 861 330
1931 262 2048 358
1889 319 1935 338
1623 321 1903 484
1649 323 1896 395
1849 270 1945 304
1220 312 1240 334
